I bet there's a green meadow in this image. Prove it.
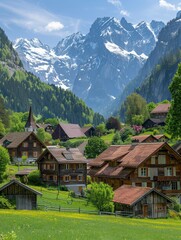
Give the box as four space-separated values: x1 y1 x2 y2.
0 210 181 240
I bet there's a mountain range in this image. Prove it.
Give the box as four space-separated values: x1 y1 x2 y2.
14 17 165 115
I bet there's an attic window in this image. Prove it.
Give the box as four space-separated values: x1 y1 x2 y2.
3 140 11 147
63 153 73 160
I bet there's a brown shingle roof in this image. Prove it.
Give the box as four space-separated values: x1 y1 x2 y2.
131 135 157 143
113 185 172 206
37 146 87 164
154 134 169 140
59 123 86 138
0 132 33 148
151 103 171 114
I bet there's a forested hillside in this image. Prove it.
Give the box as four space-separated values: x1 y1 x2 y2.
0 28 104 126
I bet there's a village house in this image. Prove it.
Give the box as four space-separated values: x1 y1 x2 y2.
113 185 172 218
131 135 158 143
142 103 171 129
0 179 42 210
52 123 86 141
81 126 96 137
37 146 87 194
0 132 45 163
36 123 54 134
89 142 181 200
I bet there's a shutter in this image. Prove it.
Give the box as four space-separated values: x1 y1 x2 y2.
148 168 150 177
138 168 141 177
177 181 180 190
164 167 167 176
173 167 176 176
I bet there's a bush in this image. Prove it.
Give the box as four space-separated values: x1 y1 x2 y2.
0 196 14 209
28 170 41 186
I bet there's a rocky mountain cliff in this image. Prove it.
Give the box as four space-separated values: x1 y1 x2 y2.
14 17 164 115
114 13 181 113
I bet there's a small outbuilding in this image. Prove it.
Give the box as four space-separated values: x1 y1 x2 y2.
113 185 172 218
0 180 42 210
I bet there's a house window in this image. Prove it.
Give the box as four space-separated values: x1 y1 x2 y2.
49 164 55 170
79 163 83 169
23 142 28 147
33 151 38 158
151 156 156 164
33 142 37 147
172 182 177 190
142 182 147 187
42 164 46 170
166 167 172 176
65 164 69 170
139 167 147 177
49 175 53 181
158 155 166 164
64 175 71 182
77 175 83 181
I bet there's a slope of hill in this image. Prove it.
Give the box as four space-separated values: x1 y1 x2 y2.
112 13 181 114
0 28 104 126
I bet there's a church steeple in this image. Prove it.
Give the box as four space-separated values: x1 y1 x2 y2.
25 106 37 132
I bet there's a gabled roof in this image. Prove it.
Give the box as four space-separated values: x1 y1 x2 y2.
131 135 157 143
81 126 95 134
90 142 181 169
151 103 171 114
58 123 86 138
37 146 87 164
113 185 172 206
0 132 45 148
154 134 169 140
0 179 42 195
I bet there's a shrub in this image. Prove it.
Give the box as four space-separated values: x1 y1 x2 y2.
28 170 41 186
0 196 14 209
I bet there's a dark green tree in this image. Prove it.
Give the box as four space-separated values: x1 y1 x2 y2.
166 63 181 139
111 131 122 145
85 137 107 158
86 182 114 212
106 117 121 131
0 146 10 183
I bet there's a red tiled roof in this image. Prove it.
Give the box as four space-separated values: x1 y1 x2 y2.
113 185 172 206
151 103 171 114
113 185 151 205
59 123 86 138
131 135 157 143
37 146 87 164
0 132 34 148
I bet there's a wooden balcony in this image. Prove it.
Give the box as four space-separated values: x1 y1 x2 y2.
153 176 180 181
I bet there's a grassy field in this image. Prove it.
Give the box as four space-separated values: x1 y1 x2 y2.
0 210 181 240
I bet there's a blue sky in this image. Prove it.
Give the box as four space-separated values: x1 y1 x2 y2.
0 0 180 47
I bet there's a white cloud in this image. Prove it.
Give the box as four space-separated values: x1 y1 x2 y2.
107 0 130 17
120 10 130 17
159 0 181 11
107 0 122 8
0 0 80 36
45 21 64 32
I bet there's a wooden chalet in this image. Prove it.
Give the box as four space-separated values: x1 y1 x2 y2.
0 132 45 163
36 123 54 134
154 134 169 142
142 104 171 129
131 135 158 143
52 123 86 141
89 142 181 200
150 103 170 120
37 146 87 194
0 180 42 210
113 185 172 218
81 126 95 137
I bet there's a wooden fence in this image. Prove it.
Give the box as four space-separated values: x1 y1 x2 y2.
37 204 133 217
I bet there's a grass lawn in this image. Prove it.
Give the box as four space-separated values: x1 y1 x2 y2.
0 210 181 240
101 132 114 144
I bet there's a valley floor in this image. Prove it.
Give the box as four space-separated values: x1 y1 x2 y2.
0 210 181 240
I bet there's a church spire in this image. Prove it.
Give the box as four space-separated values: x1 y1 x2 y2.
25 106 37 132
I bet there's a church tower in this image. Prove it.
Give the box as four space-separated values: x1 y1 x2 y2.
25 106 37 132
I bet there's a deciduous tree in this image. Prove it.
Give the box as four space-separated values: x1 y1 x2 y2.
85 137 107 158
0 146 10 183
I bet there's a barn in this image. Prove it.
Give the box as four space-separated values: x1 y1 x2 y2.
113 185 172 218
0 180 42 210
